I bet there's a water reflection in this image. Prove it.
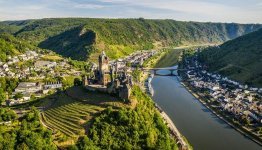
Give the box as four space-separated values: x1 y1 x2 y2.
151 69 261 150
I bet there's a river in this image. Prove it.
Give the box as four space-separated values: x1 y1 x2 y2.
151 67 261 150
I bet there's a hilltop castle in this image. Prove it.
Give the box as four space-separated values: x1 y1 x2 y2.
83 51 132 101
97 51 110 85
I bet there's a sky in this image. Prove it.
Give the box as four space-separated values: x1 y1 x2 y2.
0 0 261 23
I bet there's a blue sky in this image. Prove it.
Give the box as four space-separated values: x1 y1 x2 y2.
0 0 261 23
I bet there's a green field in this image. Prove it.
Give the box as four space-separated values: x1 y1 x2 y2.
154 49 183 68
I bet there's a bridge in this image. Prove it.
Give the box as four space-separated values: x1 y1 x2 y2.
141 67 186 76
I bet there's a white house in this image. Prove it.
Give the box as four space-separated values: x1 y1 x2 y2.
23 93 31 101
44 82 62 89
15 82 43 94
3 64 8 69
212 85 220 91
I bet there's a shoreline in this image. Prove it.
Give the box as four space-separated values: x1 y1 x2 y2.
144 75 191 150
154 103 190 150
180 81 262 146
141 53 191 149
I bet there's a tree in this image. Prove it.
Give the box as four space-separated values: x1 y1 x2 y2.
0 88 6 104
74 78 82 86
0 108 17 122
6 78 19 94
76 136 99 150
30 94 36 100
126 62 131 67
0 77 6 90
67 145 78 150
14 92 23 100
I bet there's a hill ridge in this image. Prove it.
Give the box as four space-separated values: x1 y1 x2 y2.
199 28 262 87
1 18 261 61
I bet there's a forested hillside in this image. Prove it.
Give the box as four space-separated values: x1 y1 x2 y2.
0 33 34 62
199 28 262 87
80 86 177 149
0 18 261 61
0 107 56 149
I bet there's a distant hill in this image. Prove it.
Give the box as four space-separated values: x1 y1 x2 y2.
0 18 261 61
0 33 34 62
199 28 262 87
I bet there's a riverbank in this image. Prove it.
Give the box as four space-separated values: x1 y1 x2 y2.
181 81 262 146
143 76 191 150
155 103 191 150
140 51 192 150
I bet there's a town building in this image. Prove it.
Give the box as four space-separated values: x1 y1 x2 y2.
14 82 43 94
44 82 63 89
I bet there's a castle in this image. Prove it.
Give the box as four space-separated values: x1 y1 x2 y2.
83 51 132 101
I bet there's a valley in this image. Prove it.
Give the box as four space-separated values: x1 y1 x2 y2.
0 17 261 150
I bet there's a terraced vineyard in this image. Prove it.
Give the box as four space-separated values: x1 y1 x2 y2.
42 102 103 138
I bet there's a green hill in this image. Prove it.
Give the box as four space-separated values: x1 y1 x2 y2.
199 28 262 87
0 20 31 35
39 26 96 61
1 18 261 61
0 33 34 62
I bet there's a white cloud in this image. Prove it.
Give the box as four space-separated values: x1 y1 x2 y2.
0 0 261 23
99 0 128 2
105 0 262 23
74 4 104 9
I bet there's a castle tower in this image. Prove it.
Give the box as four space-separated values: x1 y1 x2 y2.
99 51 109 73
98 51 110 85
82 75 88 86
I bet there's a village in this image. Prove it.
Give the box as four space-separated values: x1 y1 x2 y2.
183 54 262 132
0 49 158 106
0 50 81 79
0 50 82 106
108 50 157 70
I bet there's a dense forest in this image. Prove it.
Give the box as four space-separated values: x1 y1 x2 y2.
199 28 262 87
0 18 261 61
